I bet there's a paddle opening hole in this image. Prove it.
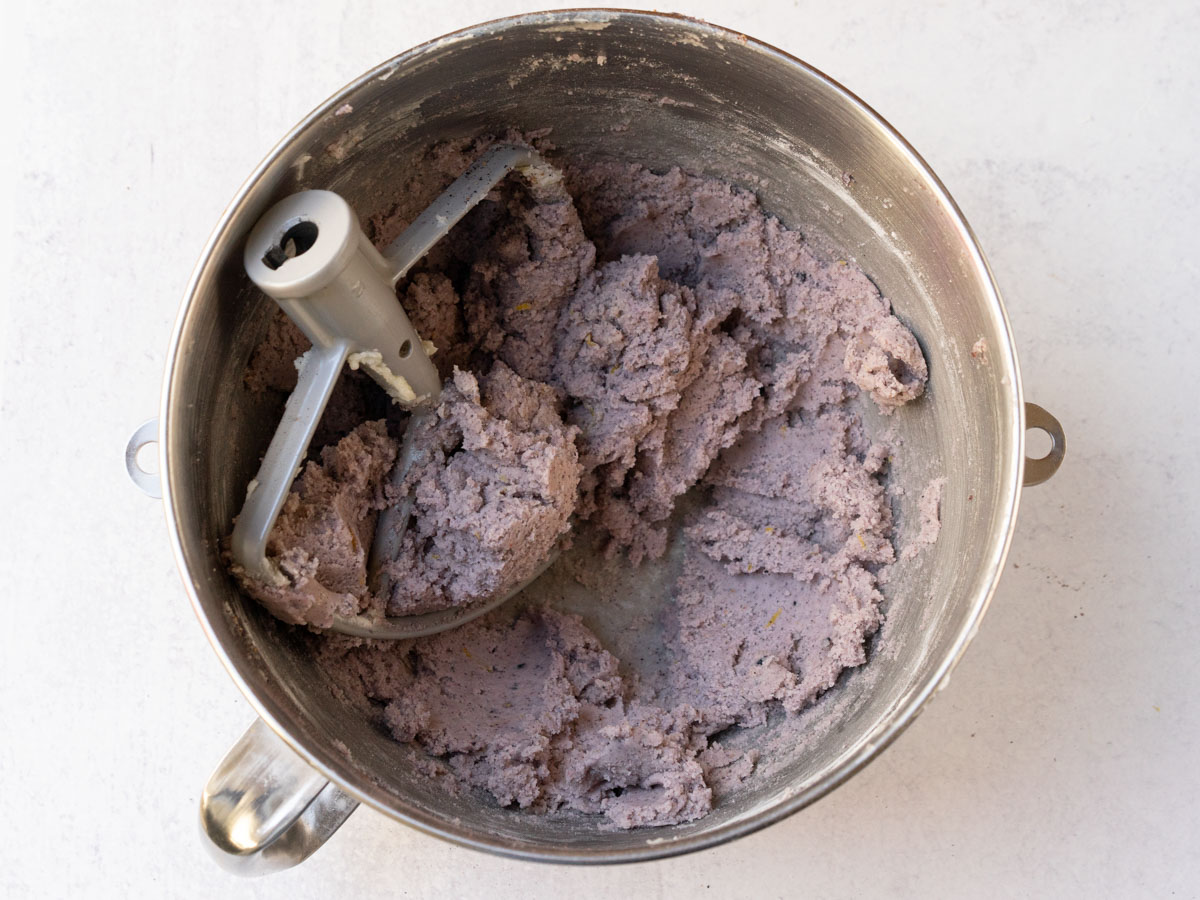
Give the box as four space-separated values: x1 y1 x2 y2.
263 220 319 270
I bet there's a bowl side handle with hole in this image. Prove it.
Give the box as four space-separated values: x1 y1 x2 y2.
1023 403 1066 487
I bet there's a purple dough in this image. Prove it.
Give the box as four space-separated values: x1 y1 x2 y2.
381 363 581 615
323 608 711 826
230 420 397 628
672 409 894 730
233 140 935 829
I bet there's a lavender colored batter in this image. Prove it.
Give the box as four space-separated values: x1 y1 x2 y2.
380 363 581 616
232 137 933 829
232 420 396 628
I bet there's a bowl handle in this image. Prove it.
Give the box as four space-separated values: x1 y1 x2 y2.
199 718 358 875
1023 403 1066 486
124 419 161 498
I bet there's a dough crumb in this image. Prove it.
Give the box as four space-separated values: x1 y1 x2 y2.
901 477 946 561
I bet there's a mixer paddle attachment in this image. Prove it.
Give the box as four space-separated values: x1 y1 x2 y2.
231 144 568 638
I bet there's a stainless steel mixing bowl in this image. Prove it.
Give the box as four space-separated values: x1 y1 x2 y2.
135 9 1065 874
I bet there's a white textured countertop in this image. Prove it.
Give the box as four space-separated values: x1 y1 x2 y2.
3 2 1198 897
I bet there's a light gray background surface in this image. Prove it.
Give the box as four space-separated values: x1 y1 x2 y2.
2 1 1197 897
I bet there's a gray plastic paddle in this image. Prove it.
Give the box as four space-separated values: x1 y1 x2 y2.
232 144 566 638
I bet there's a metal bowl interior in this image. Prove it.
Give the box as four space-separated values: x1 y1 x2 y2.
163 10 1022 862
